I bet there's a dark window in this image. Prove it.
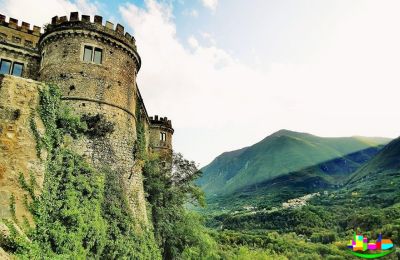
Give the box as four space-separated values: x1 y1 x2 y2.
160 132 167 141
12 36 21 44
24 40 33 47
83 46 93 62
11 63 23 76
83 45 103 64
0 33 7 41
0 60 11 74
41 52 45 68
94 48 102 64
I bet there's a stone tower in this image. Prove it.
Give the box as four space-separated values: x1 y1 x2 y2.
0 12 174 224
38 12 146 222
149 115 174 160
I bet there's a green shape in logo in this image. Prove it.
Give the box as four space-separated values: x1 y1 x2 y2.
349 249 395 259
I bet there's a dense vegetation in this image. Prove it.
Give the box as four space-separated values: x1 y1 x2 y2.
199 137 400 259
1 85 161 258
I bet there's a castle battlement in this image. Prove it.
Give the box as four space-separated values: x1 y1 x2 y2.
45 12 136 52
0 14 41 36
150 115 173 130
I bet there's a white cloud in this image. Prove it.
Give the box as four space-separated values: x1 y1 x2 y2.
182 9 198 18
201 32 216 45
201 0 218 12
119 0 400 166
187 36 199 48
0 0 99 27
119 1 276 164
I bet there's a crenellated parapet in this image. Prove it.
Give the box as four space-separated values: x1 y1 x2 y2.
40 12 140 70
0 14 41 36
149 115 174 132
0 14 41 51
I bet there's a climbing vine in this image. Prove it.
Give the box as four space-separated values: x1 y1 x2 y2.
6 84 160 259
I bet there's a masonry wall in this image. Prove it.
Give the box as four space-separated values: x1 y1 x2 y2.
0 75 46 224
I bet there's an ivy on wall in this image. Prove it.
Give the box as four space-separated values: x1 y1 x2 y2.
5 84 160 259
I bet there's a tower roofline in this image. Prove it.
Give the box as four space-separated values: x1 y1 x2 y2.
0 14 41 36
39 12 141 71
149 115 174 133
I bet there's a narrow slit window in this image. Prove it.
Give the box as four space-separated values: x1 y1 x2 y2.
83 46 93 62
11 62 23 77
41 51 45 68
93 48 102 64
0 60 11 74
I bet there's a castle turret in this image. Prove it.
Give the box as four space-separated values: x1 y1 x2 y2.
38 12 146 222
149 115 174 159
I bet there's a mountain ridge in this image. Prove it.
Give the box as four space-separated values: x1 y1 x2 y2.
198 129 391 197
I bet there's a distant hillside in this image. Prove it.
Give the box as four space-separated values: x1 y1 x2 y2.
198 130 391 197
348 136 400 185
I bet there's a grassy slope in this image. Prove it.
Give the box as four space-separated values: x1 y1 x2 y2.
348 136 400 183
212 137 400 232
203 146 383 211
199 129 391 196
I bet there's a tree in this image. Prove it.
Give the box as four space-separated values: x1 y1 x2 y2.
143 152 215 260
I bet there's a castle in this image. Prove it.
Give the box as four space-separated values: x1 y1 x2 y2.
0 12 173 223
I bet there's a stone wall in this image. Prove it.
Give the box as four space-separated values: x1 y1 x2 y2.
0 75 46 224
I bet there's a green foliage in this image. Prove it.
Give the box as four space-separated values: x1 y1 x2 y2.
310 231 337 244
9 194 16 222
29 116 42 158
143 153 214 259
135 102 147 160
101 168 160 259
5 84 160 259
18 172 37 200
214 230 347 259
80 114 113 138
31 149 107 258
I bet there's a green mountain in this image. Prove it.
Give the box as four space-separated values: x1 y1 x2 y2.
343 136 400 207
198 130 391 197
348 136 400 184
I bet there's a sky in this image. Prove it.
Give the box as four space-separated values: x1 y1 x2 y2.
1 0 399 166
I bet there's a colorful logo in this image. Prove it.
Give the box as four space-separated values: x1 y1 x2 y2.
347 232 395 258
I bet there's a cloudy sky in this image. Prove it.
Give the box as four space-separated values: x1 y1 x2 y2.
1 0 399 166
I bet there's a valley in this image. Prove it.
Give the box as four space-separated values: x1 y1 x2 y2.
197 130 400 258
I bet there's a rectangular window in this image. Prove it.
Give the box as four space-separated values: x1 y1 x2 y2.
12 36 21 44
93 48 102 64
11 62 23 77
24 40 33 47
83 46 93 62
0 59 11 74
160 132 167 141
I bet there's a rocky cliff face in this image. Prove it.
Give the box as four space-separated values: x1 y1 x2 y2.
0 75 46 225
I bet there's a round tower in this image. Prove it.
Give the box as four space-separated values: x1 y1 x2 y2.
38 12 140 116
149 115 174 159
37 12 147 222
